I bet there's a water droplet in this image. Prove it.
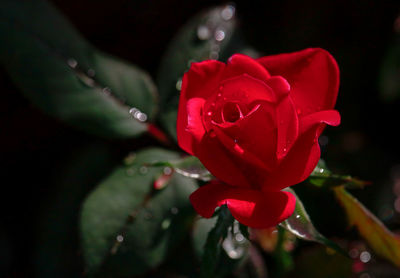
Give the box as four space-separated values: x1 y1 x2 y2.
176 78 182 91
67 58 78 68
126 168 136 176
295 214 300 219
139 166 148 175
129 107 148 122
102 87 111 95
221 5 235 21
360 251 371 263
319 168 324 173
214 29 225 42
283 147 287 152
197 25 211 40
163 167 172 175
171 207 179 215
161 218 171 230
234 233 245 242
87 68 95 77
116 235 124 243
124 152 136 165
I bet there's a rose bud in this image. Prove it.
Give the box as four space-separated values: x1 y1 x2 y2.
177 48 340 228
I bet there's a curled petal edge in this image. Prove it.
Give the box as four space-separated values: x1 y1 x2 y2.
190 181 296 229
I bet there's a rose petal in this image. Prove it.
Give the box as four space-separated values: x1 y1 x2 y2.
299 110 341 134
262 110 340 191
212 102 278 172
276 95 299 160
223 54 271 82
257 48 339 116
265 76 290 99
194 134 251 188
177 60 225 154
190 181 296 228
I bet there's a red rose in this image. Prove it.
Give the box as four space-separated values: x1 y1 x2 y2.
177 48 340 228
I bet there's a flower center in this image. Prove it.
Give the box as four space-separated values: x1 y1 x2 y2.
222 102 242 123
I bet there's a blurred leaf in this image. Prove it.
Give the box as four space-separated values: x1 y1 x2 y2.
379 36 400 102
151 155 213 181
308 159 369 189
286 245 352 278
35 143 117 278
0 0 157 138
333 186 400 267
281 188 347 256
156 5 237 140
80 148 197 277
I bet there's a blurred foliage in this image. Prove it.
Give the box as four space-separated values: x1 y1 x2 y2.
80 148 197 277
0 0 157 139
334 186 400 268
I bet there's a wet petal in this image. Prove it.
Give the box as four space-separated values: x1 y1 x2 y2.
223 54 271 82
190 181 296 228
276 96 299 160
258 48 339 116
177 60 225 154
212 102 278 171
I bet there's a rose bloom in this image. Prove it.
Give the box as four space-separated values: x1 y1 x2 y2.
177 48 340 228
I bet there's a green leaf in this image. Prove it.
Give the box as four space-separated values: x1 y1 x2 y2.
0 0 157 138
281 188 347 257
80 148 197 277
156 5 237 140
151 155 213 181
333 186 400 268
308 159 368 189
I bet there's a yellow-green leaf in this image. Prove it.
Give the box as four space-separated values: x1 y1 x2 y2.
333 186 400 267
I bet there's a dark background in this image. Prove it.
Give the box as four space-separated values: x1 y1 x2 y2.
1 0 400 277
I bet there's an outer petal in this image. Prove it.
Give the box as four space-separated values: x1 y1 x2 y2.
190 181 296 228
177 60 225 154
263 110 341 191
257 48 339 116
222 54 271 82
